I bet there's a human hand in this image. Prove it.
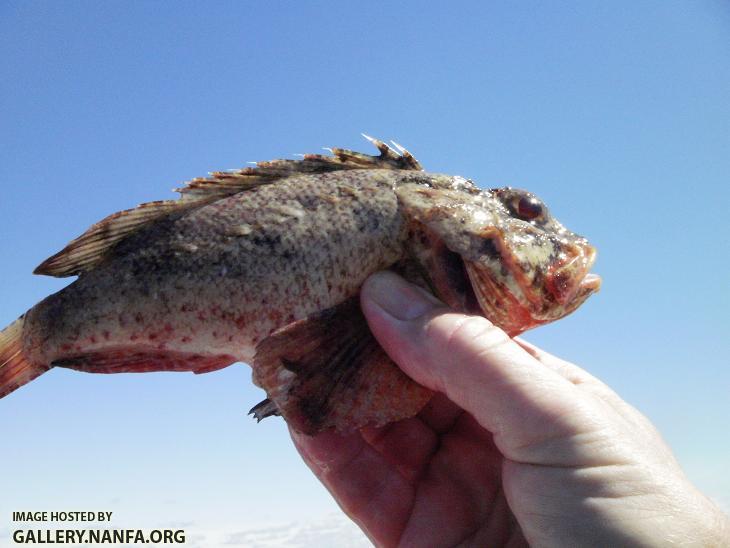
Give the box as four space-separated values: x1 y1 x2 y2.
290 272 730 547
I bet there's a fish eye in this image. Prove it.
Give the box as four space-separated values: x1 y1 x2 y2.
515 195 545 221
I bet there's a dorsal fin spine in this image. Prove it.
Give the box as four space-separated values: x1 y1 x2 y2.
35 137 422 278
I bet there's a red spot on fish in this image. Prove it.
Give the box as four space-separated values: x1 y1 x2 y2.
197 312 207 321
235 317 246 329
546 267 574 304
61 343 72 352
148 333 158 341
181 336 192 343
212 331 218 338
89 336 97 344
130 334 139 341
164 323 173 333
134 312 144 324
103 330 110 340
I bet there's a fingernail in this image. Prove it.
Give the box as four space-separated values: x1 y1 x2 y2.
364 271 442 321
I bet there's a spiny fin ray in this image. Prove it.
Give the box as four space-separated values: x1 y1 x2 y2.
35 136 422 278
34 200 187 277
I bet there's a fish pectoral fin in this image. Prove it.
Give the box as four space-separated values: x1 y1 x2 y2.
251 297 432 435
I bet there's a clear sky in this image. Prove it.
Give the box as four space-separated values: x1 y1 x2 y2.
1 1 729 546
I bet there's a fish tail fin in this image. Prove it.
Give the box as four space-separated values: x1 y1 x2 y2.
0 316 48 398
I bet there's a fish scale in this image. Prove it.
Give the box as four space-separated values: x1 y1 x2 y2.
0 137 600 434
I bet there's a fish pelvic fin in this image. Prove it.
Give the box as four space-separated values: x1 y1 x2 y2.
252 297 433 435
0 316 49 398
248 398 281 422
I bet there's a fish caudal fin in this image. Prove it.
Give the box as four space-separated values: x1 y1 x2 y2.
252 297 433 434
0 317 48 398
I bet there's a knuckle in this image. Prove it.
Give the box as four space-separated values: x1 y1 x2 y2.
451 315 510 356
426 313 510 364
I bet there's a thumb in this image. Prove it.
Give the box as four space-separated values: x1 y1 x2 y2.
361 271 588 457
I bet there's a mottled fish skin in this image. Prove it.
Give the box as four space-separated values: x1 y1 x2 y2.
24 169 411 368
398 184 600 335
0 138 600 433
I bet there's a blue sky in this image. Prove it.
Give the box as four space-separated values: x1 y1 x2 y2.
1 1 729 545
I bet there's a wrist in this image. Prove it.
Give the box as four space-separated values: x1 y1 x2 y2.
672 485 730 547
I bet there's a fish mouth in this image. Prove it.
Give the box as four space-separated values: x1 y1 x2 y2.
580 272 602 292
462 243 601 336
412 227 600 334
579 244 602 292
545 244 601 306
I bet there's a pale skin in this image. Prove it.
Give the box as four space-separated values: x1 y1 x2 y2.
289 272 730 547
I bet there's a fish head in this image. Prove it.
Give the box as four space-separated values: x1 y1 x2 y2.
398 178 601 336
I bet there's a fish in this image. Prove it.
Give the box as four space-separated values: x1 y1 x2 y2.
0 136 601 434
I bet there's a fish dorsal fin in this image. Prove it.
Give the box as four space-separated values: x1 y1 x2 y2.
34 200 186 277
177 134 421 198
35 136 422 277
